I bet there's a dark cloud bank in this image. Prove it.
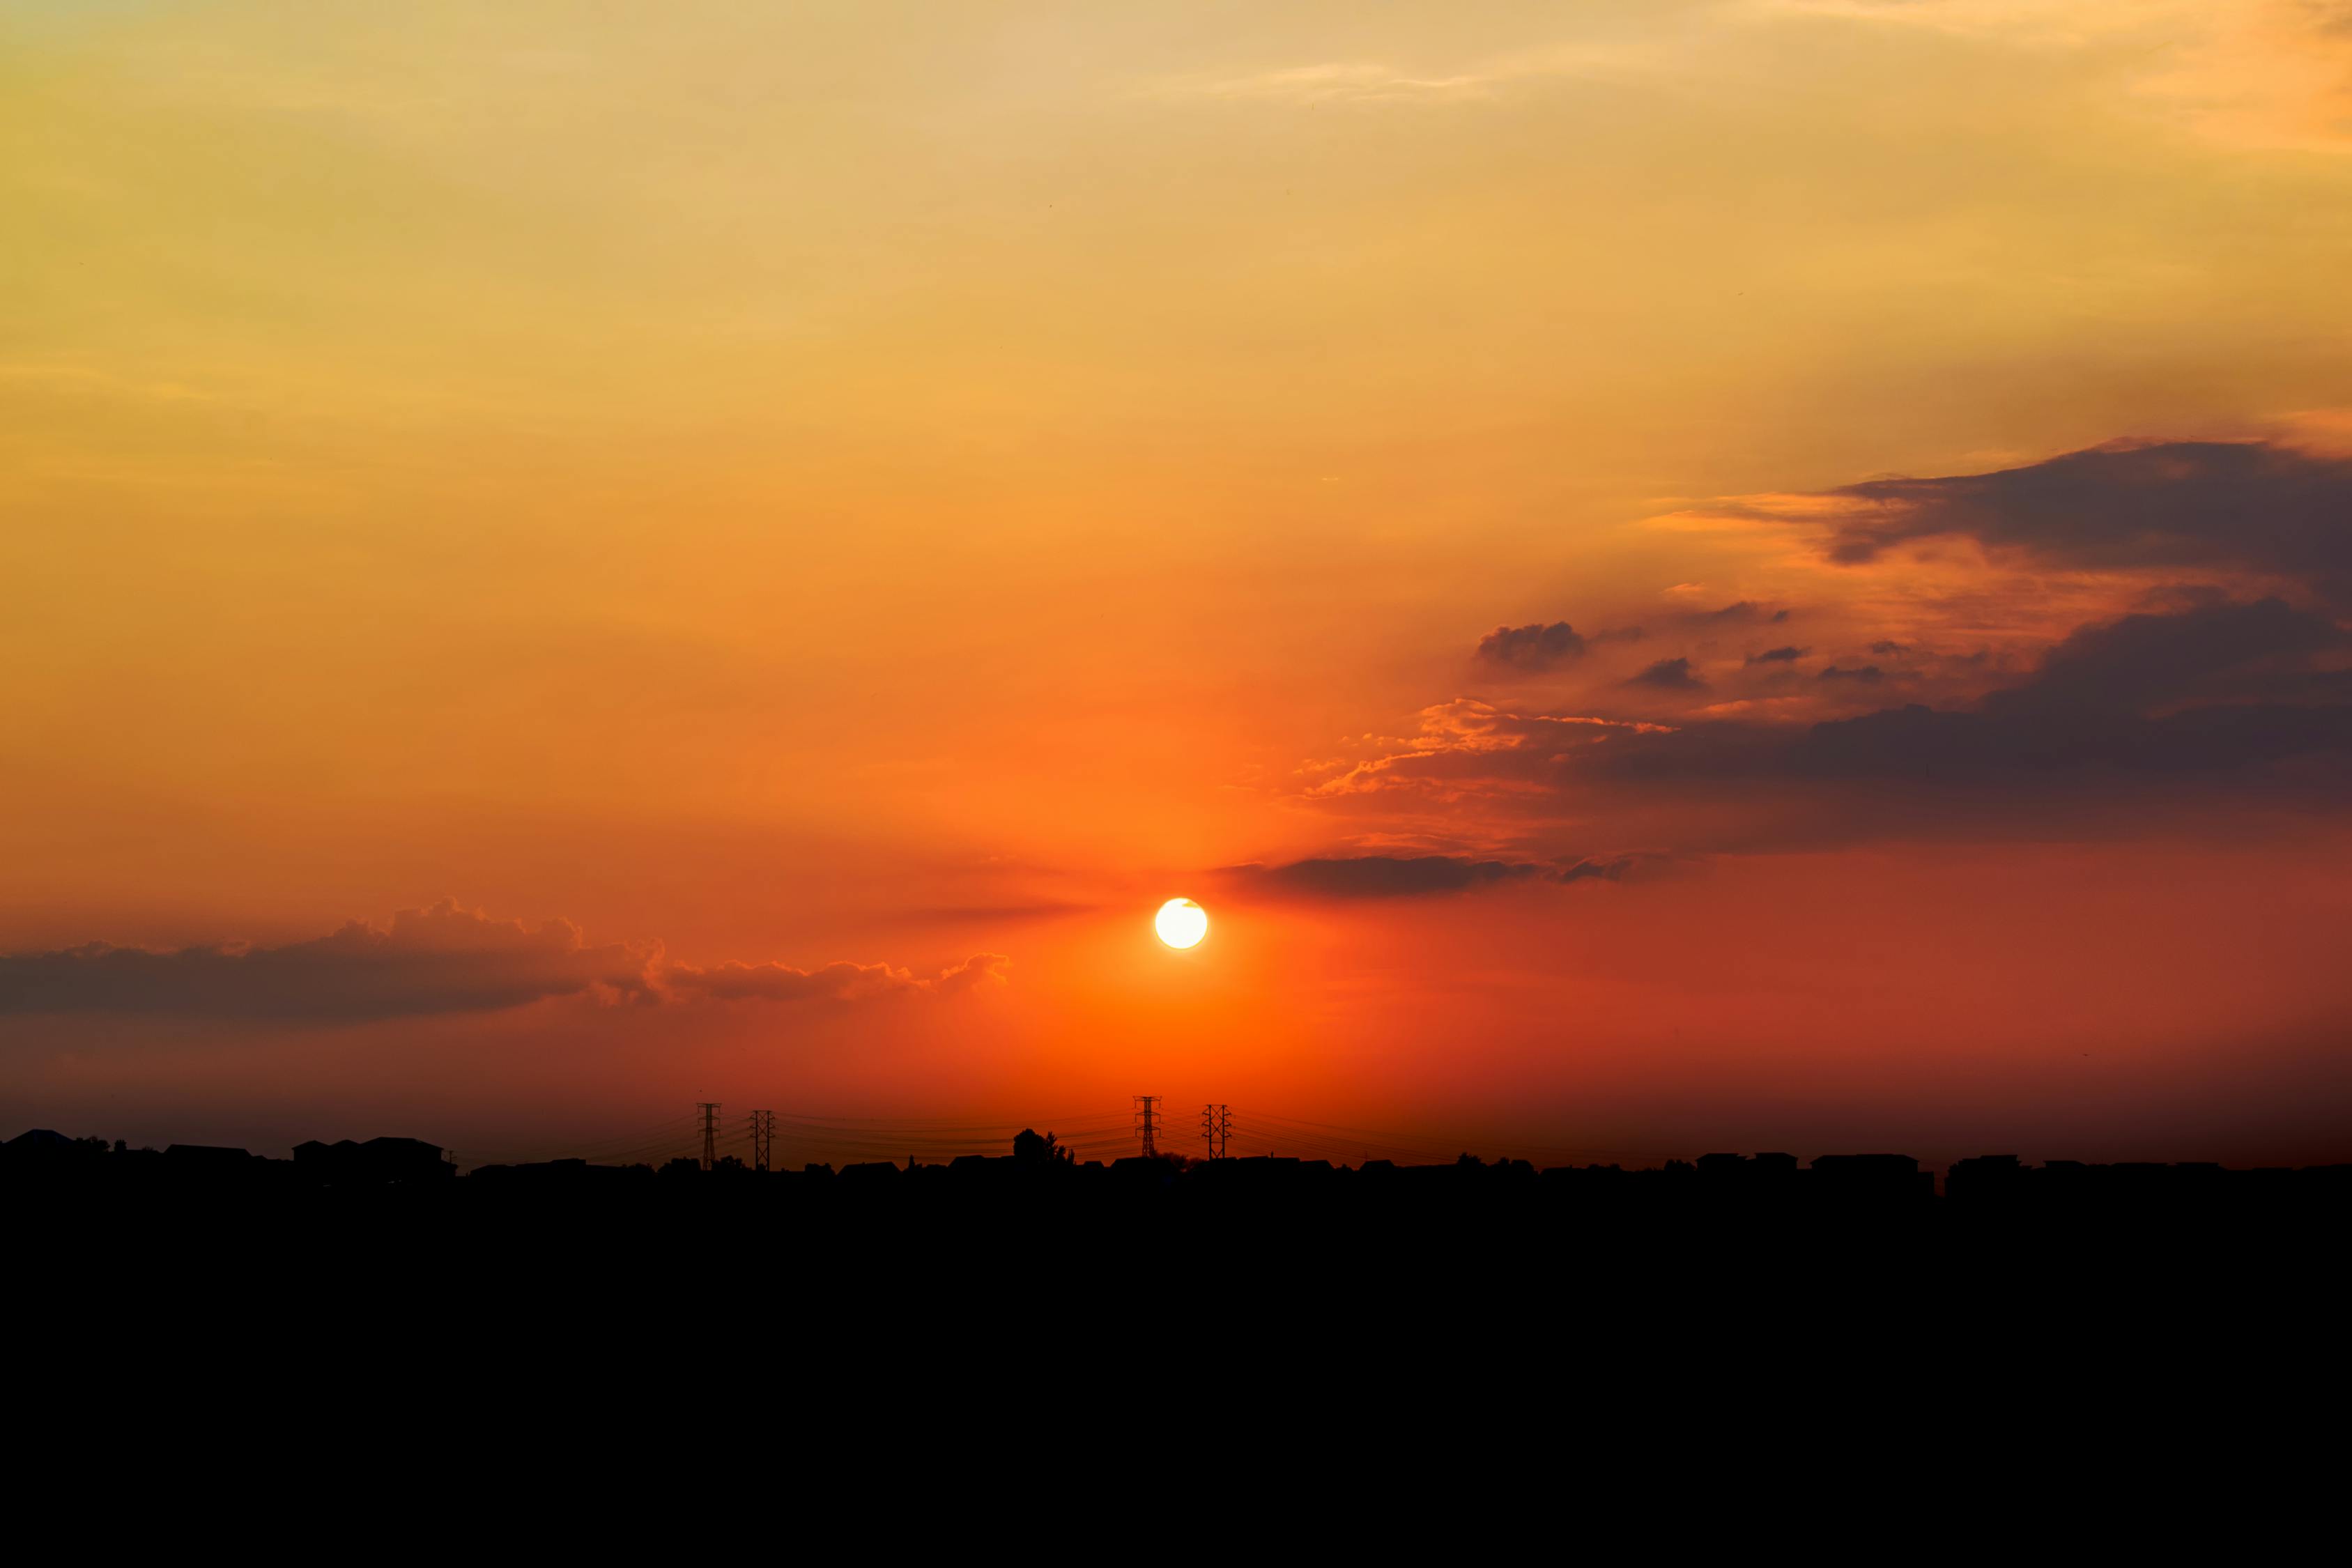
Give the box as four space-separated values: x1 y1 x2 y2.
1786 438 2352 783
1222 854 1634 900
1546 595 2352 795
0 900 1006 1022
1425 438 2352 820
1784 597 2351 778
1824 440 2352 606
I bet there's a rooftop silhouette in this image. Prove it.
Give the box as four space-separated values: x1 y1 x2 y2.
10 1124 2346 1231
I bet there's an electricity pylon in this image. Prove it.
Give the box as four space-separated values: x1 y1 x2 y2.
1200 1103 1231 1160
1134 1096 1160 1158
697 1102 720 1171
748 1109 776 1173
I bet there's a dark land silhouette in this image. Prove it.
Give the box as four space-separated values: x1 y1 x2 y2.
13 1123 2346 1240
13 1119 2339 1459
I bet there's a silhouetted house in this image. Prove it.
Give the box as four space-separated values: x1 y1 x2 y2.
1947 1155 2028 1206
472 1157 585 1183
1110 1155 1183 1189
1808 1153 1933 1202
1695 1151 1798 1201
294 1137 453 1185
163 1144 264 1180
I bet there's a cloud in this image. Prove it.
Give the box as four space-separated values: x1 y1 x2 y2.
1476 621 1588 672
1628 656 1705 689
1220 854 1636 900
1311 599 2352 827
1305 700 1676 799
1181 61 1498 105
664 953 1008 1003
1320 431 2352 853
1817 440 2352 604
0 899 1008 1021
1786 597 2352 776
1162 40 1661 107
1554 856 1640 885
1692 600 1791 624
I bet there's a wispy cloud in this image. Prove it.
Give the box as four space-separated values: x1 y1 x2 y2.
1305 700 1677 800
1157 40 1661 107
0 900 1008 1022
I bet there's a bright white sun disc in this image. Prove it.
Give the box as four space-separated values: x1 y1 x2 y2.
1155 898 1208 949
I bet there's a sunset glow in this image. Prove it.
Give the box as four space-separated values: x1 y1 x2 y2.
4 1 2351 1171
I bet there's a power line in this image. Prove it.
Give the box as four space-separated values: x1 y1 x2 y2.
454 1101 1682 1172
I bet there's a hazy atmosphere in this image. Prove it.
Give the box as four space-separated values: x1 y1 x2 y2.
8 0 2352 1168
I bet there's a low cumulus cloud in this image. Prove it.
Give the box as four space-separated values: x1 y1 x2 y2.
1627 656 1705 690
0 899 1007 1022
1476 621 1588 672
1220 854 1636 899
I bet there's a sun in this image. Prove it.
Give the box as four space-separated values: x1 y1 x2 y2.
1154 897 1208 949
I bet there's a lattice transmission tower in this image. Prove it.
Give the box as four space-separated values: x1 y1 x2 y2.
697 1102 721 1171
747 1109 776 1173
1133 1096 1160 1159
1200 1103 1231 1160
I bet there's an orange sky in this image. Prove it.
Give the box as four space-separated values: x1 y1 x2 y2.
6 1 2352 1167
